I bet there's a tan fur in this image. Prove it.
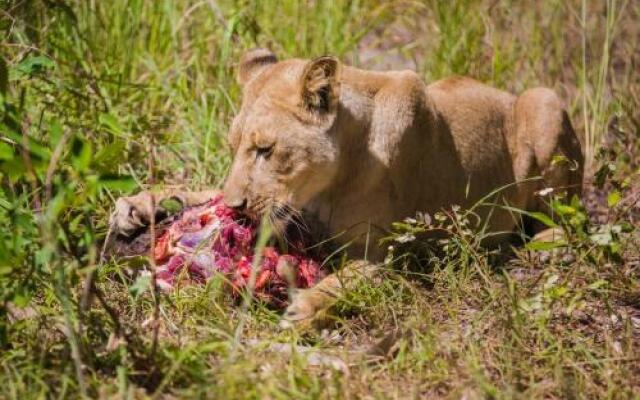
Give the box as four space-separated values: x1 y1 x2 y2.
111 50 583 328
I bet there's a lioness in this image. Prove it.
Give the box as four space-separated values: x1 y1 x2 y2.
111 49 583 327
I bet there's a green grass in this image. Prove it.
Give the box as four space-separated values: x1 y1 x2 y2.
1 0 639 398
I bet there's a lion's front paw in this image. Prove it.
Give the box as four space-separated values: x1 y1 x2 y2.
109 192 157 237
279 288 333 331
529 227 575 264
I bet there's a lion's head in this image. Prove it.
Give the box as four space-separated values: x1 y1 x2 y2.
222 49 342 229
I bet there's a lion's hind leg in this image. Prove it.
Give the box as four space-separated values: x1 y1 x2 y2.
514 88 584 236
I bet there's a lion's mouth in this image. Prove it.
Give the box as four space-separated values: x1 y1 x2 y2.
270 203 303 230
267 203 312 247
240 199 316 251
238 199 333 260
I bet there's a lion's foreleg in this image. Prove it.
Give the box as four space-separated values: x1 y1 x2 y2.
110 189 220 236
279 260 380 330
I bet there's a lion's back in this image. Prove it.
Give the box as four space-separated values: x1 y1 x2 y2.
423 76 519 209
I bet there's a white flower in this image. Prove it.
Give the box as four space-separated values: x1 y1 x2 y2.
536 187 554 196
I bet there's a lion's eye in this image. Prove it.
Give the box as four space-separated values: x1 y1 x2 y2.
256 144 274 159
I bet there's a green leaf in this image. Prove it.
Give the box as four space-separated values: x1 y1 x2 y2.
0 122 50 161
12 292 32 308
0 142 14 160
9 55 55 81
11 287 32 308
525 240 566 251
618 221 634 233
159 197 183 214
99 113 124 135
130 274 151 297
35 247 54 267
609 241 621 255
0 158 27 181
0 197 12 210
547 286 568 299
46 190 68 221
607 191 621 208
71 136 92 172
49 119 64 147
92 140 126 173
570 195 582 209
588 279 608 290
98 175 138 192
552 204 576 216
527 211 559 228
551 155 568 166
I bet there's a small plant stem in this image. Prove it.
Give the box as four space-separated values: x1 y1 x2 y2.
147 129 162 378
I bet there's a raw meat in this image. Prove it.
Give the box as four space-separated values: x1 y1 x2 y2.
151 195 324 307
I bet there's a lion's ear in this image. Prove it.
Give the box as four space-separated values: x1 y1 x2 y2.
300 56 340 114
238 48 277 86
